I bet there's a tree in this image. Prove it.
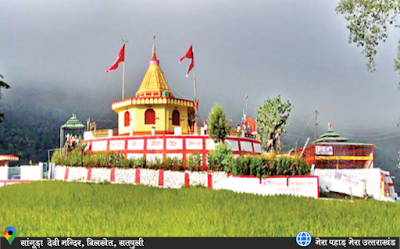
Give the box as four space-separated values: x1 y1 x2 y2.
256 95 293 154
0 73 10 123
207 103 230 143
336 0 400 73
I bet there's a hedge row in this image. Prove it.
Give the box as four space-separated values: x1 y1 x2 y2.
227 154 310 177
51 149 204 172
51 143 310 176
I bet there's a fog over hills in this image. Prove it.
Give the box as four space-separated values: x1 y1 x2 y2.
1 86 400 192
2 0 400 192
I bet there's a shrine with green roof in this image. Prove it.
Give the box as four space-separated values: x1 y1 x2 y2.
297 123 375 169
60 114 85 147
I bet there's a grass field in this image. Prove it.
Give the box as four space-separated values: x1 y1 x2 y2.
0 181 399 237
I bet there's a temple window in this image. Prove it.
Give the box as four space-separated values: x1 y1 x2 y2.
172 110 180 126
145 109 156 125
124 111 130 127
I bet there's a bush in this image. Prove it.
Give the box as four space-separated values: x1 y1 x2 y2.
207 143 233 172
110 153 125 168
147 158 163 170
163 157 184 171
230 155 242 176
187 152 202 171
249 156 261 176
137 158 146 168
229 154 309 178
207 103 230 143
51 150 62 165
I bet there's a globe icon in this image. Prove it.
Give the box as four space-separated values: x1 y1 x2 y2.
296 231 312 247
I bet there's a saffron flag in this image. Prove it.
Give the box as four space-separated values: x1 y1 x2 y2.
179 45 194 77
245 94 248 99
105 44 125 73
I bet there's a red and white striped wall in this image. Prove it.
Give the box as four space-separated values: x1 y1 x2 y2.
55 166 321 199
59 166 216 189
83 135 262 168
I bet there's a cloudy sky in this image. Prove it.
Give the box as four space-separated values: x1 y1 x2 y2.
2 0 400 142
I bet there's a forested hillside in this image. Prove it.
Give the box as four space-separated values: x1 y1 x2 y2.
0 89 117 164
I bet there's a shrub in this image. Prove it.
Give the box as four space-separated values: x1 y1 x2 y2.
249 156 261 176
51 150 62 165
165 157 174 168
230 155 243 176
146 159 156 169
147 158 163 170
207 143 233 172
163 157 184 171
207 103 230 143
109 153 125 168
69 154 82 167
187 152 202 171
84 154 96 168
228 154 309 178
136 158 145 168
173 158 183 167
122 158 130 168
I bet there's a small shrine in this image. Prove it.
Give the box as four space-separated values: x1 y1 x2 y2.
297 123 375 169
0 155 19 166
60 114 86 147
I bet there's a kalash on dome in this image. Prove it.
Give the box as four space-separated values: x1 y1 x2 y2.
82 40 262 169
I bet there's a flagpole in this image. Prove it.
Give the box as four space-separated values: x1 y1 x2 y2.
193 59 198 134
122 39 129 100
122 61 125 100
245 95 248 117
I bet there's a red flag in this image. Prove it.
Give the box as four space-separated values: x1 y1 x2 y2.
105 44 125 73
179 45 194 77
195 99 199 112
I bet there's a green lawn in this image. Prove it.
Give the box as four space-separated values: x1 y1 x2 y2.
0 181 399 237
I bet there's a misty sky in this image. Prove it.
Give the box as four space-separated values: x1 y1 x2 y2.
2 0 400 144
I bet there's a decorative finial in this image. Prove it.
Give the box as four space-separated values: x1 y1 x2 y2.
150 36 159 65
152 36 156 59
328 122 332 131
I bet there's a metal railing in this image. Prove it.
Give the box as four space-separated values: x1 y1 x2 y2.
91 128 118 138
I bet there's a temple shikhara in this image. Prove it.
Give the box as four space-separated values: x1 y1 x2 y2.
82 42 262 167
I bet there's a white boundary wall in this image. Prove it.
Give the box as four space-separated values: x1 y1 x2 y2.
313 168 398 201
52 166 228 189
0 166 8 180
20 165 43 180
50 166 319 199
0 165 45 181
214 176 319 199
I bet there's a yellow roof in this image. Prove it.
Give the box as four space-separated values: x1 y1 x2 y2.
135 52 174 99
